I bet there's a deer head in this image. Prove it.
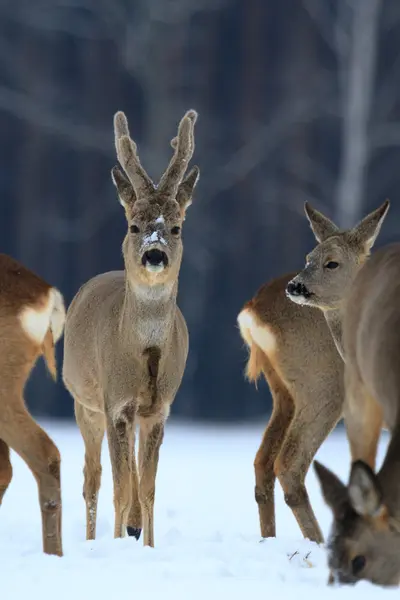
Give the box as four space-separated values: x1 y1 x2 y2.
111 110 200 287
286 201 390 310
314 460 400 587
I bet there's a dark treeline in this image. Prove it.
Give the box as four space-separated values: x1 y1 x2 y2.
0 0 399 420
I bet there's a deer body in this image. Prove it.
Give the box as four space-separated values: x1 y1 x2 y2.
0 253 65 556
64 273 187 419
286 201 400 586
238 271 343 544
63 109 199 547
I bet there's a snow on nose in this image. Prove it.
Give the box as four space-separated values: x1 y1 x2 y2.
142 230 167 248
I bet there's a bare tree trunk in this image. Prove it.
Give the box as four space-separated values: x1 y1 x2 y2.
335 0 382 227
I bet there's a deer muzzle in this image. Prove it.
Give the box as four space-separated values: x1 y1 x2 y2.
286 279 313 302
141 248 169 273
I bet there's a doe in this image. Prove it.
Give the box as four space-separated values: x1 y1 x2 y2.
0 254 65 556
286 201 400 586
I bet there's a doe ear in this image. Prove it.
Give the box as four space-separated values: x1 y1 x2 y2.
176 165 200 214
111 164 136 208
314 460 348 519
349 200 390 253
304 202 339 243
348 460 383 517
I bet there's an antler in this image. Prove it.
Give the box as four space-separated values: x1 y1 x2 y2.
113 111 154 196
158 109 197 196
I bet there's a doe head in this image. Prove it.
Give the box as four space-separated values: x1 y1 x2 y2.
111 109 200 286
286 200 390 311
314 460 400 587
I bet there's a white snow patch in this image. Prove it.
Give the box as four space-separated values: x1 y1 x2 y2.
155 216 165 224
142 231 167 246
0 421 393 600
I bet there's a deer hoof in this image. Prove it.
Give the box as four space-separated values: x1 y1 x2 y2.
127 526 142 540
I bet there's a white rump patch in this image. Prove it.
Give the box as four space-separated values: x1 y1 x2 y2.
19 287 66 345
237 308 276 355
49 288 66 343
19 302 53 345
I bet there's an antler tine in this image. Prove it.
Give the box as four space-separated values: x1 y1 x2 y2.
114 111 136 154
113 111 154 196
158 109 198 195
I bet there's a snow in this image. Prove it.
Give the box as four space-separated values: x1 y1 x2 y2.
142 230 167 246
0 420 396 599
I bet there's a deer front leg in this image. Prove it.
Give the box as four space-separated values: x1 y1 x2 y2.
138 416 164 548
127 437 142 540
74 400 105 540
106 405 136 538
0 440 12 505
343 370 383 470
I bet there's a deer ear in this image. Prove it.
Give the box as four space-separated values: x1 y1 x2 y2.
304 202 339 243
314 460 348 519
176 166 200 213
349 200 390 253
111 165 136 208
348 461 384 517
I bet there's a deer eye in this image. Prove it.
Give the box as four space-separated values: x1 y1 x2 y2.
325 261 339 270
130 224 140 234
351 555 366 575
171 226 181 235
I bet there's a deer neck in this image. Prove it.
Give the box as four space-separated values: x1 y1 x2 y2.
324 308 345 361
120 275 178 351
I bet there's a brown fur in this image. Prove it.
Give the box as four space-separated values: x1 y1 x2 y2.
237 271 343 543
287 201 400 586
62 109 200 547
0 253 66 556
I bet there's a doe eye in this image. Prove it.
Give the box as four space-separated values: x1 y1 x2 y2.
351 555 366 575
171 226 181 235
130 224 140 234
325 261 339 270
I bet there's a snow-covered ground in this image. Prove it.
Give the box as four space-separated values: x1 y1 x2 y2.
0 419 396 599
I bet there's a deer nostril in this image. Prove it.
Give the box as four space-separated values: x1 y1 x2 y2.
286 281 312 298
287 281 301 296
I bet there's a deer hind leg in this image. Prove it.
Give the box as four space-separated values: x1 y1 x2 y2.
138 415 164 548
254 358 295 538
343 371 382 470
3 406 62 556
74 400 105 540
106 403 137 539
275 390 342 544
0 440 12 505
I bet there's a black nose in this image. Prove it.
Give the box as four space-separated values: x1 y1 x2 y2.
142 249 168 267
286 281 311 298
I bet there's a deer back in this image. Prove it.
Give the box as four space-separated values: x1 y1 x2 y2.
0 253 65 389
240 271 343 401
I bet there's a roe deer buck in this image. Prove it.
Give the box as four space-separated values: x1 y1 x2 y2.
0 254 65 556
237 253 344 541
285 201 400 586
62 109 199 547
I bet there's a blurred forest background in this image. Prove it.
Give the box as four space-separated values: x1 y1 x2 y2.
0 0 399 421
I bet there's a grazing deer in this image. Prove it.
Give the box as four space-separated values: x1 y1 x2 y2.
62 109 199 547
237 271 344 542
0 254 65 556
286 201 400 586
